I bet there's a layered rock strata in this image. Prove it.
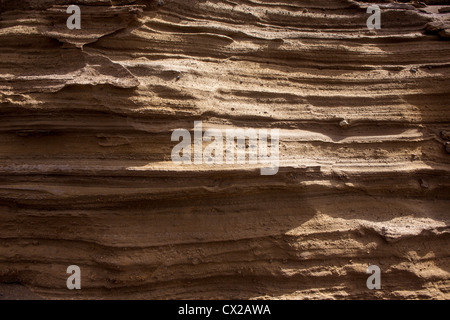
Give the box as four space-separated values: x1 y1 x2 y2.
0 0 449 299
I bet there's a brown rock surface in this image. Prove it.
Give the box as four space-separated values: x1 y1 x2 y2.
0 0 449 299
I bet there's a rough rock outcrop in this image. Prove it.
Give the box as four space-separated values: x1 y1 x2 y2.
0 0 449 299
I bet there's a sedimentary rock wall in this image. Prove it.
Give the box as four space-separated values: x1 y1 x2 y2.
0 0 449 299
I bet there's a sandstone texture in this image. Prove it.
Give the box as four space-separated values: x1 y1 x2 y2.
0 0 449 299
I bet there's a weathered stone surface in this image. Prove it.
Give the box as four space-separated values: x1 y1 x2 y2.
0 0 449 299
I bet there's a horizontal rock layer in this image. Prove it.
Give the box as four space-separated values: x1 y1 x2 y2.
0 0 449 299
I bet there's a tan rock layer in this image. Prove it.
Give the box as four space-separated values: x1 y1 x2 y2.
0 0 449 299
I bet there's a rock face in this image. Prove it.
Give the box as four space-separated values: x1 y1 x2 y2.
0 0 449 299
